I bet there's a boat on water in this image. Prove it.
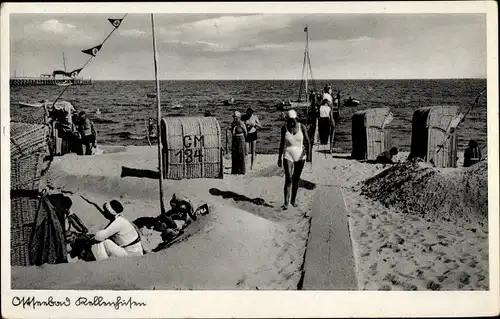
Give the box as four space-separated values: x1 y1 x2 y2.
147 93 157 98
18 101 46 108
55 53 74 87
279 26 316 112
171 104 183 109
344 97 361 106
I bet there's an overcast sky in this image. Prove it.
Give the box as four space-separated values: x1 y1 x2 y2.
9 13 486 80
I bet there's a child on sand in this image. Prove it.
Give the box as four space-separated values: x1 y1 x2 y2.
376 147 399 164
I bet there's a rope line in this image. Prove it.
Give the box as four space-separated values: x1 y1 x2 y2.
52 13 128 106
431 88 486 162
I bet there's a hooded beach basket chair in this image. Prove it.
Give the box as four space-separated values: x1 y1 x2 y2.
351 107 394 160
409 106 460 168
161 117 224 180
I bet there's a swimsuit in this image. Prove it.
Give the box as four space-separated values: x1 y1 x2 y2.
245 115 259 142
284 125 307 162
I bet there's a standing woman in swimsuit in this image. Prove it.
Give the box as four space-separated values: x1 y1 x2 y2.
278 110 312 210
244 108 263 170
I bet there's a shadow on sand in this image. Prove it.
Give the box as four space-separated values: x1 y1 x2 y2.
121 166 159 179
298 179 316 190
209 188 274 208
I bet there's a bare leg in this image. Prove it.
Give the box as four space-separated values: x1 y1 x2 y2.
330 125 335 153
250 140 256 170
283 159 293 209
291 160 305 207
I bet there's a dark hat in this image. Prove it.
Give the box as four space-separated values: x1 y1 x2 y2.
104 200 124 215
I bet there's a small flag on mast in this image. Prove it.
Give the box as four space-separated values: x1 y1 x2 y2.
304 26 308 32
82 44 103 57
108 18 123 28
68 68 83 78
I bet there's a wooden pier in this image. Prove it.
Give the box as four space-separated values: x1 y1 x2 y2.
10 77 93 87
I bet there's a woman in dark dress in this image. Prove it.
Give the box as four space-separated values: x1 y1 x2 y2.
231 111 248 174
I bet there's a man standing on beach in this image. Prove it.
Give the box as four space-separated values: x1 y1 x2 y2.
77 111 97 155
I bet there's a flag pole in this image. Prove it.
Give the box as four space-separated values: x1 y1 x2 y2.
151 13 167 215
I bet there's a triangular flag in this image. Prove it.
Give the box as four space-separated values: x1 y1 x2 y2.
82 44 103 57
68 68 83 78
304 26 308 32
108 18 123 28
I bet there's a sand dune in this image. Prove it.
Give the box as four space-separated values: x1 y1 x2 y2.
340 154 489 290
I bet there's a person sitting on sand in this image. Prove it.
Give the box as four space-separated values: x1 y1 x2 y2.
463 139 482 167
77 111 97 156
81 197 144 261
278 109 312 210
376 147 399 164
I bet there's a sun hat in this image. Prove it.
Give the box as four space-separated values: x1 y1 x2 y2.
233 111 241 118
103 200 124 216
287 109 297 119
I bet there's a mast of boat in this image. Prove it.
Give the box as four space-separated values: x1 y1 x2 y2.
305 25 308 104
151 14 167 215
63 53 67 72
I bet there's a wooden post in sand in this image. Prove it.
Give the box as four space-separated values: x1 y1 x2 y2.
151 14 167 215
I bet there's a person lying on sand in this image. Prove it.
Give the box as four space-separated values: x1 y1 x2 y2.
376 147 399 164
81 196 144 260
134 193 197 242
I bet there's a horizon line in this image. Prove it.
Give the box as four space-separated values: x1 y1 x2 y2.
77 77 487 81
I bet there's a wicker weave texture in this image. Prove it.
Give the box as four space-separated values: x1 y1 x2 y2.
161 117 223 180
11 243 31 267
10 122 47 158
11 152 46 191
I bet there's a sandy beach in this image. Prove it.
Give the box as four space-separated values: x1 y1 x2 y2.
11 145 488 291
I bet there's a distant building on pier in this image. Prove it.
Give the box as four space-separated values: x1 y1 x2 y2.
10 75 93 87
